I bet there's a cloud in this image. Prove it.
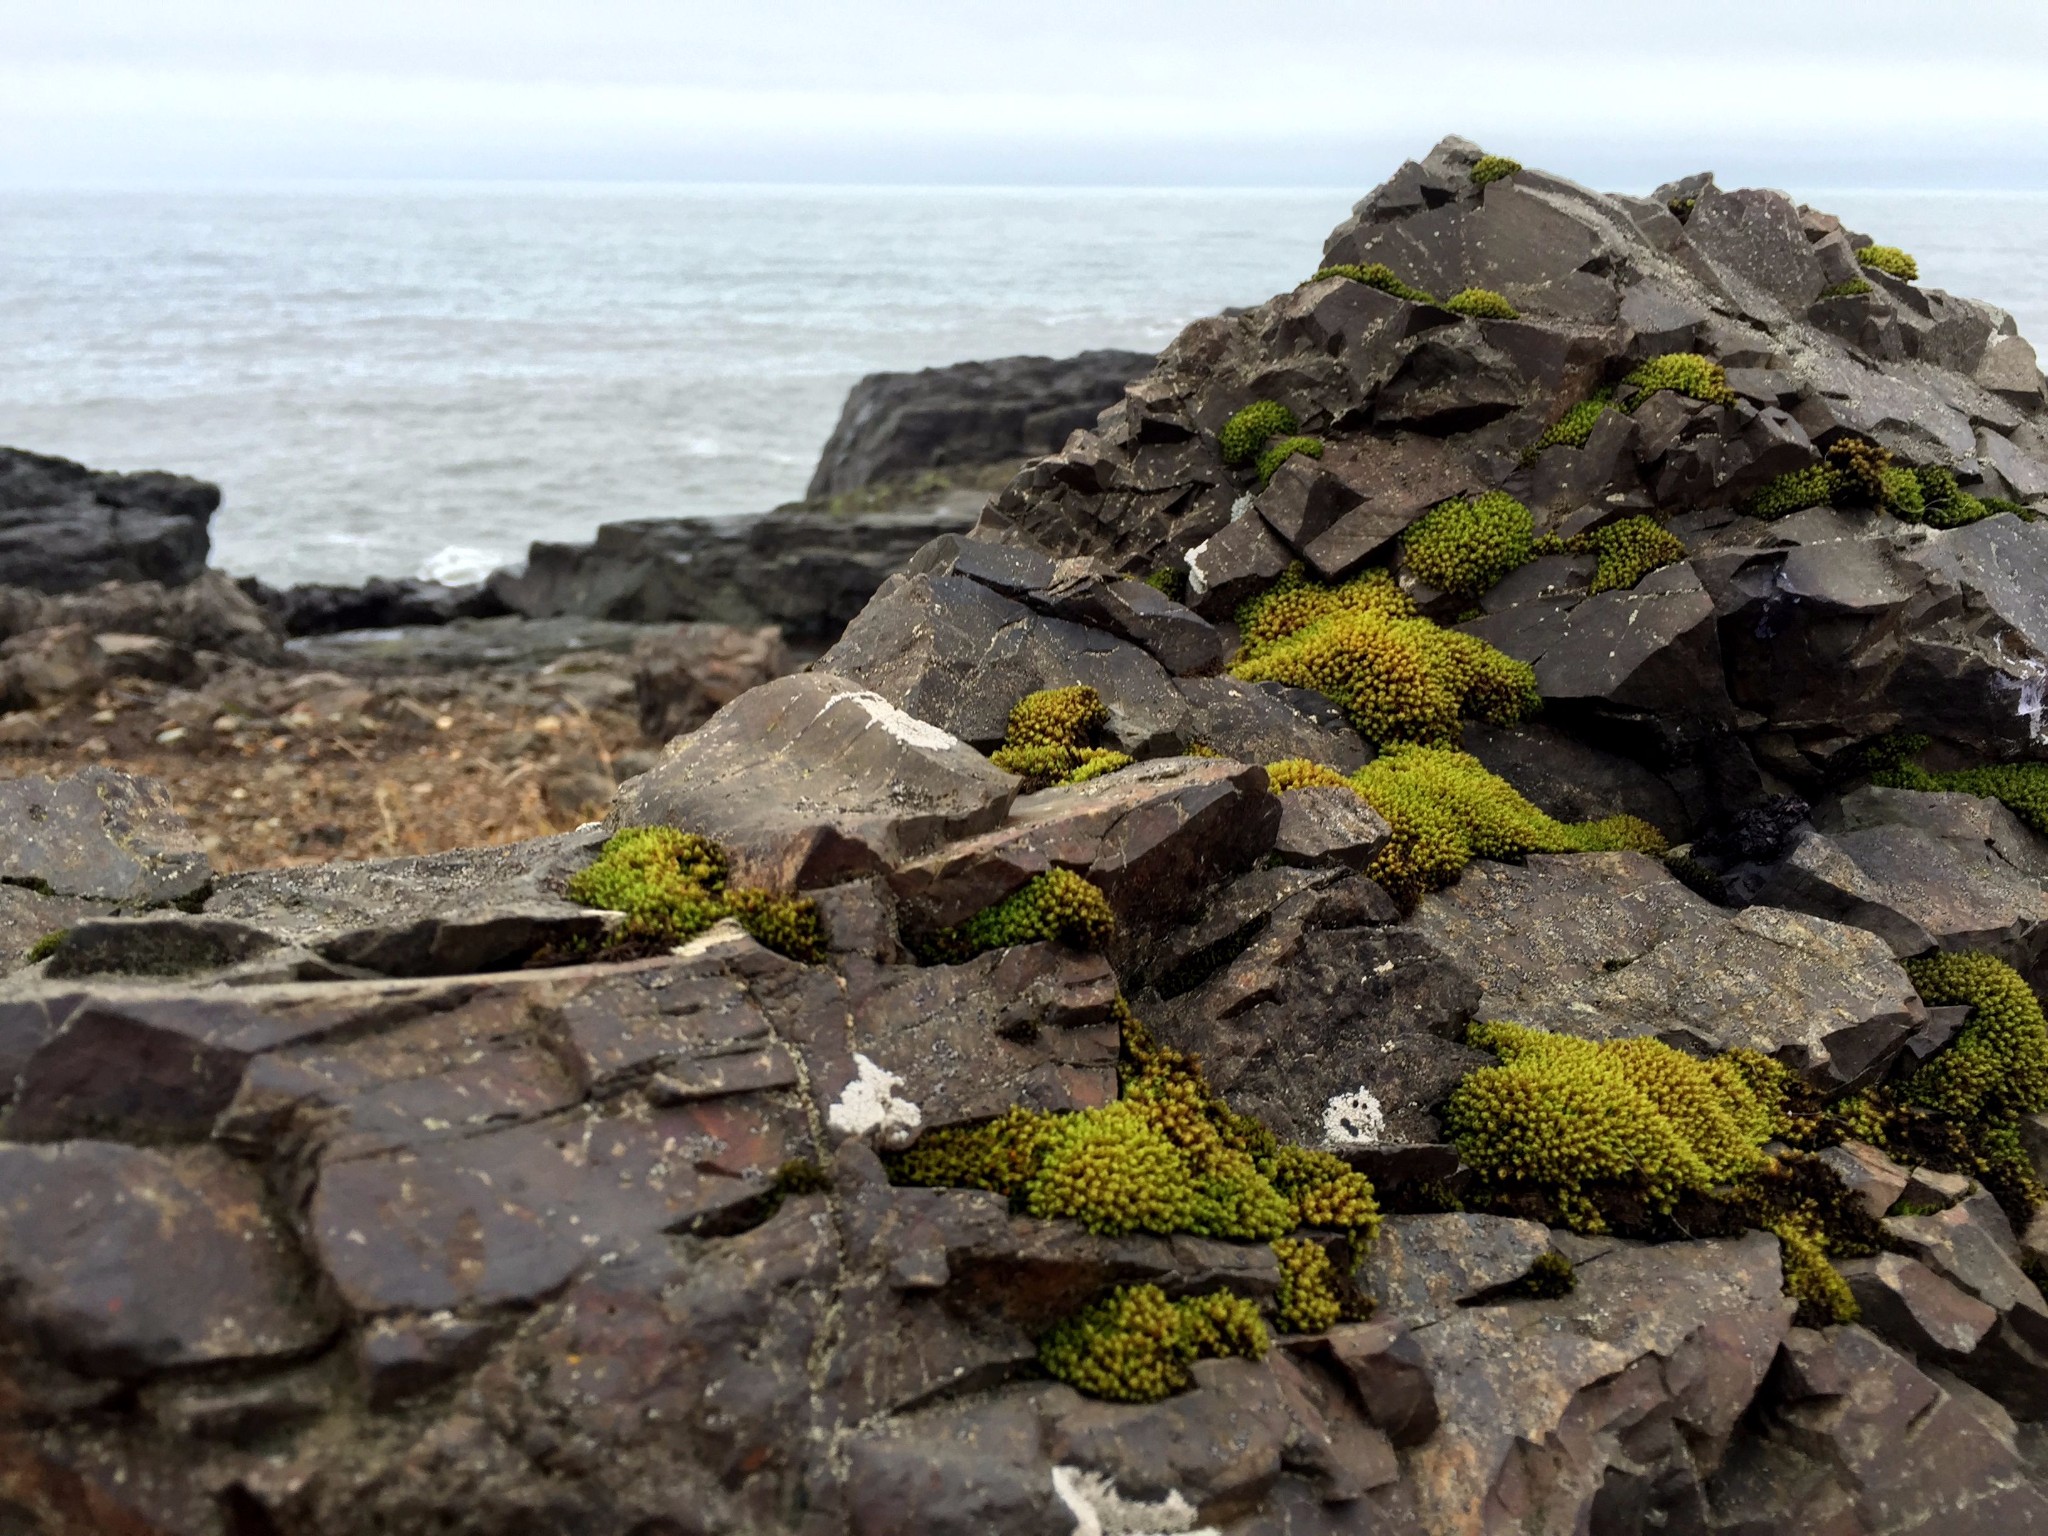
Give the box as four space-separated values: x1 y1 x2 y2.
6 1 2048 186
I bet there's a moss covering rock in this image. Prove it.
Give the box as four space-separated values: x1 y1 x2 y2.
1230 566 1538 745
986 684 1132 791
1857 244 1919 281
1219 400 1299 467
1623 352 1737 409
1470 154 1522 187
1311 262 1436 304
565 826 826 962
1038 1283 1268 1402
1443 287 1519 320
1401 491 1535 600
913 867 1117 964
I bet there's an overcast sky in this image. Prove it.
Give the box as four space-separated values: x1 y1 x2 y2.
7 0 2048 189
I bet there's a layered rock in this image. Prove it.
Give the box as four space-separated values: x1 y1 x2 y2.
0 446 220 593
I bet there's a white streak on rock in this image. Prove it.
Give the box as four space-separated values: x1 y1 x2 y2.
1323 1086 1386 1148
826 1053 924 1148
1051 1466 1215 1536
822 690 966 754
1184 537 1213 596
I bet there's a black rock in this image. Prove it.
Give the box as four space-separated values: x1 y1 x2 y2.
0 447 219 593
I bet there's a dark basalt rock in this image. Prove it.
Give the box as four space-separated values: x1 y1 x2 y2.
0 766 211 906
239 573 509 636
807 349 1155 499
0 446 219 593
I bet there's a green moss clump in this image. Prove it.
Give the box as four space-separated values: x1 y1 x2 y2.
1623 353 1737 410
1028 1103 1200 1235
1523 388 1616 459
1505 1249 1576 1299
1266 744 1666 906
1144 566 1187 601
1911 466 2002 529
1471 154 1522 187
1231 565 1539 745
1744 463 1845 521
565 826 825 963
1272 1236 1344 1332
1401 491 1535 600
1857 245 1919 282
916 868 1117 964
1312 263 1436 304
1573 516 1688 595
1038 1283 1268 1402
1445 1022 1786 1232
1772 1215 1859 1324
1256 435 1324 487
1818 277 1874 300
986 684 1132 791
1900 952 2048 1159
1667 196 1697 221
1870 751 2048 837
25 930 66 964
1220 400 1299 467
1443 287 1519 320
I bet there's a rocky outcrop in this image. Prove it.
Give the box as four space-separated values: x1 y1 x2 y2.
488 504 979 640
238 573 509 636
807 350 1156 499
0 447 220 593
11 139 2048 1536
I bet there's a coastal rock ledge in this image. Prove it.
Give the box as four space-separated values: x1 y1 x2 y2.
5 137 2048 1535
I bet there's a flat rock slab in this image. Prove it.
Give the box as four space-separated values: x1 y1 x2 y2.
0 767 210 905
1173 675 1373 773
0 1141 332 1377
611 670 1018 890
1359 1213 1555 1328
0 883 101 976
203 824 612 977
887 757 1279 934
309 1095 798 1315
1408 852 1924 1090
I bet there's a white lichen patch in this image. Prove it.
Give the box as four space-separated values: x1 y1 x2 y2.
1184 537 1213 596
823 689 966 754
1229 491 1256 523
826 1053 924 1149
1322 1086 1386 1148
1051 1466 1217 1536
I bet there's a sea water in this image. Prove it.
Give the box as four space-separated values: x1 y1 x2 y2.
4 184 2044 587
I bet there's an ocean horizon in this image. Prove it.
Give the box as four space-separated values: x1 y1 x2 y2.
7 181 2046 588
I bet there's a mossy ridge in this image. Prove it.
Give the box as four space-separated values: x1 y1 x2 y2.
1857 244 1919 282
1818 277 1874 300
1470 154 1522 187
1230 565 1539 746
564 826 826 963
985 684 1133 792
1312 262 1436 305
1873 754 2048 837
1571 516 1688 594
1401 491 1535 600
1257 434 1325 487
1442 1022 1871 1319
1220 400 1299 467
1263 744 1666 906
1443 287 1519 320
1742 440 2020 528
1824 952 2048 1223
1038 1283 1268 1402
1522 388 1616 460
25 930 66 964
913 868 1117 965
892 1007 1380 1396
1622 353 1737 410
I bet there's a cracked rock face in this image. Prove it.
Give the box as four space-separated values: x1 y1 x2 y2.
7 134 2048 1535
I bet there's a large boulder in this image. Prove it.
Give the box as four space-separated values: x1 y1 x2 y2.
0 446 219 593
807 349 1155 498
610 671 1019 889
0 767 210 907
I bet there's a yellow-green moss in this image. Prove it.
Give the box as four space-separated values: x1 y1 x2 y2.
1857 245 1919 282
565 826 825 962
916 868 1117 964
1445 1023 1787 1232
1524 388 1616 459
1744 463 1845 521
1256 435 1324 487
1272 1237 1344 1332
1220 401 1299 467
1144 566 1187 601
1911 466 2002 529
1623 353 1737 410
1870 747 2048 837
1667 196 1698 221
1312 263 1436 305
1818 277 1874 300
1231 566 1538 745
1038 1283 1268 1402
1401 491 1535 600
1470 154 1521 187
986 684 1132 791
1899 952 2048 1162
25 930 67 964
1444 287 1519 320
1027 1102 1200 1235
1771 1214 1860 1325
1573 516 1687 594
